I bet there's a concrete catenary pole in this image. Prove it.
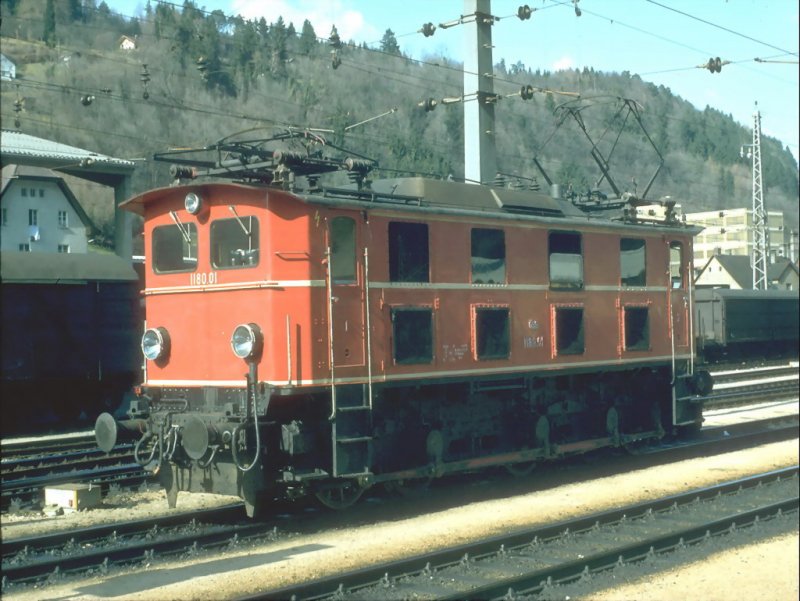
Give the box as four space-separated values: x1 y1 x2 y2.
463 0 497 185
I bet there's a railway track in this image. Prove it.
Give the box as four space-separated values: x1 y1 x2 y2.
1 414 796 595
704 362 798 409
239 467 799 601
1 504 257 588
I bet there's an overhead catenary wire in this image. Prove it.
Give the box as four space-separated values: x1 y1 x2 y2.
644 0 799 58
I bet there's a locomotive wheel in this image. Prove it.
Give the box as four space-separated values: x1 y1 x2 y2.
315 482 365 510
505 460 537 477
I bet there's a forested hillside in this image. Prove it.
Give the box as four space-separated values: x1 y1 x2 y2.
1 0 797 241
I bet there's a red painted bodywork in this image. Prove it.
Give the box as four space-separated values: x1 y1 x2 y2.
124 183 695 391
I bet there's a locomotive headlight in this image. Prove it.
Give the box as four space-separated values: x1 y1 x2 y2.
231 323 263 360
142 327 170 361
184 192 203 215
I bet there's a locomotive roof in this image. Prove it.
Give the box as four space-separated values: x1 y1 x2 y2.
0 252 139 284
121 177 701 235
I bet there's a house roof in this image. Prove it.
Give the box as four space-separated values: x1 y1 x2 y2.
1 164 96 231
702 254 753 288
696 254 798 289
0 251 139 283
768 257 799 281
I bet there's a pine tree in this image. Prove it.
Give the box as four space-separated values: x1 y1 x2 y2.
380 28 400 55
299 19 316 55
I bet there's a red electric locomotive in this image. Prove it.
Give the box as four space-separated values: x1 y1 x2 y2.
96 132 712 516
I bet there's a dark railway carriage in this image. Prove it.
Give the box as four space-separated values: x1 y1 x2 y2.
96 145 711 516
1 252 142 435
695 288 799 361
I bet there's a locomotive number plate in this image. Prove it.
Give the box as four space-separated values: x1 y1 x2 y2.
190 271 218 286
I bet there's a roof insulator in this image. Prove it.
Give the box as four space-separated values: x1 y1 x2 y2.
418 97 438 112
517 5 533 20
421 22 436 37
520 85 534 100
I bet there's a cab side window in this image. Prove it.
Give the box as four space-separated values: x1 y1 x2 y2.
669 241 684 288
211 216 259 269
549 231 583 289
471 228 506 284
153 223 198 273
330 216 357 284
620 238 646 286
389 221 429 283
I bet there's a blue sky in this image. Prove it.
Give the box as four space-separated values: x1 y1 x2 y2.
109 0 799 163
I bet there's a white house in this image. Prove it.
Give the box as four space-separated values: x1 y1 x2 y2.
118 35 138 51
1 53 16 80
0 165 94 254
694 253 799 291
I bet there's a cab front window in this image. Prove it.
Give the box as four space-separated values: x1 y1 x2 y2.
153 223 198 273
211 216 260 269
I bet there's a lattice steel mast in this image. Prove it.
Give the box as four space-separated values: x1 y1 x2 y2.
744 103 769 290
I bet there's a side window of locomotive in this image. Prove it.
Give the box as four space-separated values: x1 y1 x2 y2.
152 223 198 273
623 306 650 351
211 216 259 269
554 307 584 355
392 308 433 364
330 216 356 284
669 241 684 288
620 238 646 286
549 231 583 289
388 221 429 283
471 228 506 284
474 307 510 360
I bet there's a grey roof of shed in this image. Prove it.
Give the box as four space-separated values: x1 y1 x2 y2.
1 130 134 186
0 251 139 283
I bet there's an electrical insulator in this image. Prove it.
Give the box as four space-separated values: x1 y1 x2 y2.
13 93 22 128
520 85 534 100
573 0 581 17
517 5 532 20
419 98 438 112
331 51 341 70
421 22 436 37
140 63 151 99
81 95 95 106
329 26 342 49
706 57 723 73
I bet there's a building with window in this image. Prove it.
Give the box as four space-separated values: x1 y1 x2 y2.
685 208 793 269
0 165 94 253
